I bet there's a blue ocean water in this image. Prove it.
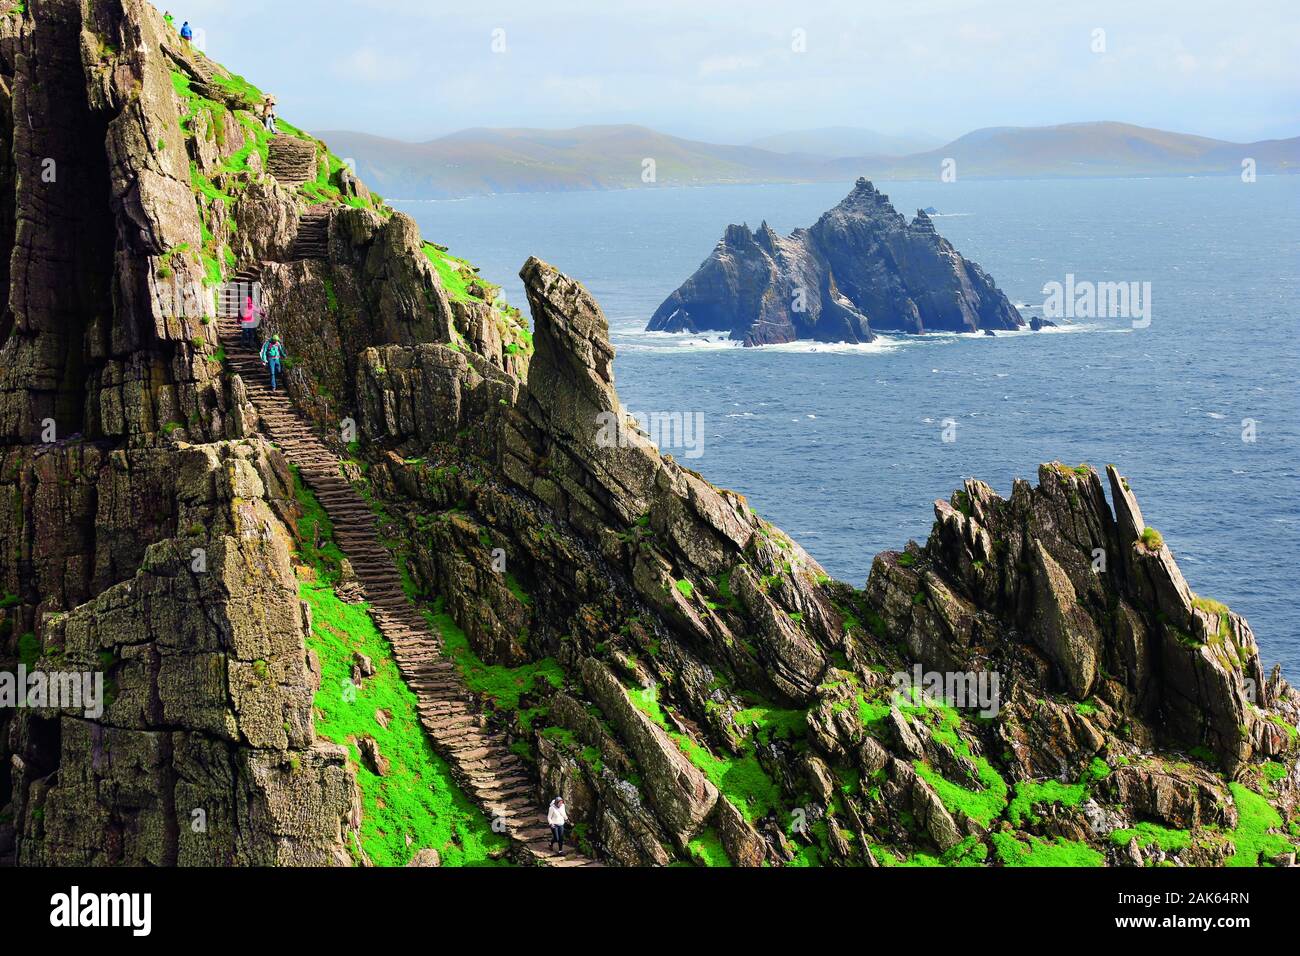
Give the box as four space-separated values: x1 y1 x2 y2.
394 176 1300 675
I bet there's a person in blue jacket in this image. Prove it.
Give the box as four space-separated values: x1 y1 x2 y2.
260 334 285 390
180 21 193 47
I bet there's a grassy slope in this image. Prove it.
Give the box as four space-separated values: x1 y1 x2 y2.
292 472 510 867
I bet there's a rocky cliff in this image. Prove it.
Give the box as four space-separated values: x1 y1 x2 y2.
647 178 1025 344
1 1 1296 869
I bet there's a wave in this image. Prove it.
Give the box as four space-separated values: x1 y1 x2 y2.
612 321 1112 353
613 331 903 355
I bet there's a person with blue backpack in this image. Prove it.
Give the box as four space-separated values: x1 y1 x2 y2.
260 334 285 390
180 21 193 48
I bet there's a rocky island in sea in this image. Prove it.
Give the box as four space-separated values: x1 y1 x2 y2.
647 178 1026 345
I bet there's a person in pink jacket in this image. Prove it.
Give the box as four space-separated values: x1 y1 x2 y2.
240 294 262 349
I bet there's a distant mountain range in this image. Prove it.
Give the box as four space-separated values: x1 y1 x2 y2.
746 126 944 158
318 122 1299 199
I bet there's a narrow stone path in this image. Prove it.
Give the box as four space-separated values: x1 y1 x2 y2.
289 209 331 261
217 300 599 868
189 51 216 83
267 135 318 187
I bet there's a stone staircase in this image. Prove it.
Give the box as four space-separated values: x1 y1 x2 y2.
267 135 318 188
189 50 216 84
289 209 331 262
217 292 598 868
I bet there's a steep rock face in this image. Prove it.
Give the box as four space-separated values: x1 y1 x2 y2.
648 179 1024 343
11 442 359 866
509 258 837 706
0 0 235 445
0 0 366 866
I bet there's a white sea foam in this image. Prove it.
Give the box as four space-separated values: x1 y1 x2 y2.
613 321 1107 354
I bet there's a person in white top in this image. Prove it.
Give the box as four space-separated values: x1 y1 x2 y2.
547 797 568 853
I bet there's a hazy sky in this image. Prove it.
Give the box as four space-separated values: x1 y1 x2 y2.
173 0 1299 144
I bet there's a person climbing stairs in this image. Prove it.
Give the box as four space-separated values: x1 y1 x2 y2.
215 280 599 868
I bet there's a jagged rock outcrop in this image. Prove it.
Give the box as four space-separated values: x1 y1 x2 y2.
648 179 1025 344
580 657 719 847
866 463 1276 773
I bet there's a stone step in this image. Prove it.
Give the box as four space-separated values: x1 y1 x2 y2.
267 137 320 187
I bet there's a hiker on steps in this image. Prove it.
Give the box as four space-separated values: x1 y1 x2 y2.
547 797 568 854
260 334 285 390
240 293 262 349
180 21 193 48
261 94 278 133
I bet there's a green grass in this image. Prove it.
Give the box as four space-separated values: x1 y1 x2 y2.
901 693 1009 827
1007 779 1087 827
1139 527 1164 551
504 573 532 607
291 466 346 582
733 705 807 745
422 242 474 303
856 693 892 730
1225 783 1297 867
991 832 1104 867
540 726 576 749
432 600 563 712
301 581 509 866
1192 596 1232 643
18 632 40 667
630 682 782 824
627 683 668 725
915 759 1009 828
1110 821 1192 853
877 835 989 867
290 477 508 866
1259 760 1288 796
676 735 781 824
1084 757 1111 782
687 827 732 867
1266 712 1299 743
207 69 265 105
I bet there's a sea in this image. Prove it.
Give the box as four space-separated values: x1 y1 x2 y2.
392 176 1300 675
